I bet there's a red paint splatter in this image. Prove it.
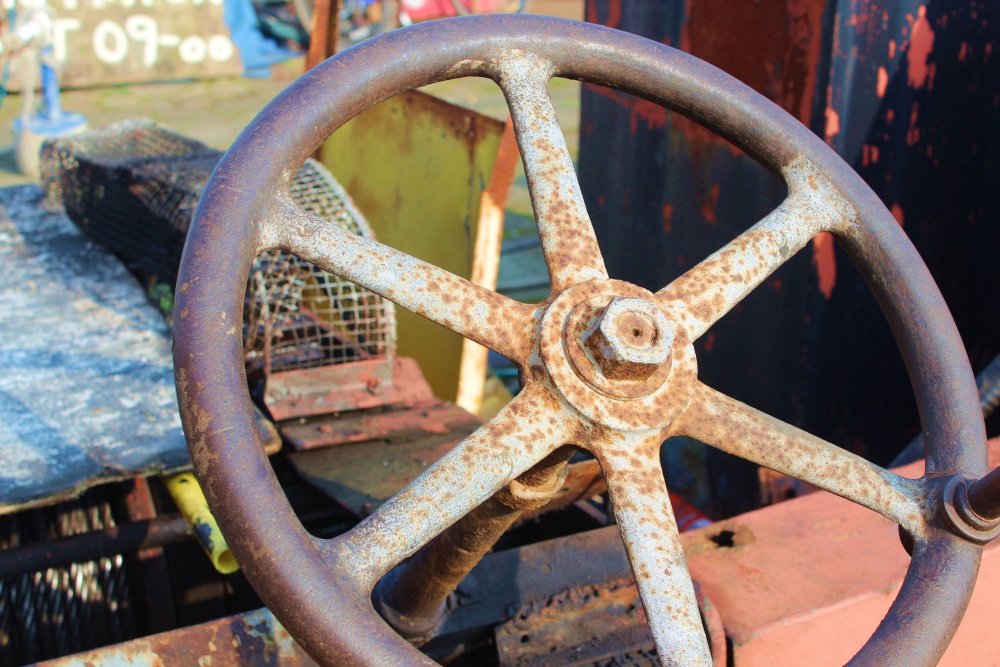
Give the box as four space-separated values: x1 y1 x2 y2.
585 84 667 135
583 84 742 158
598 194 606 207
876 66 889 97
606 0 621 28
700 184 721 225
906 103 920 146
812 232 836 299
891 203 905 227
889 39 897 59
662 203 674 233
886 108 895 123
585 0 621 29
870 145 880 163
824 107 841 143
959 41 968 62
704 332 716 352
771 278 783 291
907 6 935 89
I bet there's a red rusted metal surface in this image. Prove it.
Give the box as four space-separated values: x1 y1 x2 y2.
281 401 470 450
305 0 339 71
264 357 431 421
172 15 989 667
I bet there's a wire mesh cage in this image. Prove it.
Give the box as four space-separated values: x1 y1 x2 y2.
41 119 396 384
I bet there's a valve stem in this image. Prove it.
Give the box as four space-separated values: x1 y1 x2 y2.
967 466 1000 522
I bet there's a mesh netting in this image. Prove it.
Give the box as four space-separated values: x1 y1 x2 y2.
40 119 396 380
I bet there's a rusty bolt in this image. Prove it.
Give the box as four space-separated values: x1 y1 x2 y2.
583 297 673 381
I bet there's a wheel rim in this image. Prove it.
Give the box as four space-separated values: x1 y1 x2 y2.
174 15 987 667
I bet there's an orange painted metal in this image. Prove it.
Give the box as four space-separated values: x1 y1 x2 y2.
685 439 1000 666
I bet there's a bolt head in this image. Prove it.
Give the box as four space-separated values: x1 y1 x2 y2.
583 297 673 381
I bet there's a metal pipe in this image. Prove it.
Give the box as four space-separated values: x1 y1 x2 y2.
967 467 1000 522
375 446 577 643
0 514 191 580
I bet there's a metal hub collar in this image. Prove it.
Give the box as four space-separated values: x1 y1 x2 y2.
541 280 695 431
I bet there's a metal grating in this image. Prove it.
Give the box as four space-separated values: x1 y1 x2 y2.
40 119 396 382
0 489 135 665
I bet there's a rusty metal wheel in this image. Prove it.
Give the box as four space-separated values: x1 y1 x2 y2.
173 15 989 667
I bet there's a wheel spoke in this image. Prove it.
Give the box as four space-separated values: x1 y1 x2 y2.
327 383 582 588
496 54 608 292
675 382 926 533
262 194 536 365
656 159 855 341
594 430 713 667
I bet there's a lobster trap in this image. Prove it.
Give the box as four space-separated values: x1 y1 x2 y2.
41 119 399 421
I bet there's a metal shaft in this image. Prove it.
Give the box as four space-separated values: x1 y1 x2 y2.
967 466 1000 521
376 446 576 643
0 514 191 580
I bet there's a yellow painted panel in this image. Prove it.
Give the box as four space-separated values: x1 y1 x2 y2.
321 91 505 400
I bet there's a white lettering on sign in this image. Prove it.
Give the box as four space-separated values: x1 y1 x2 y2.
124 14 157 66
93 19 127 63
15 0 239 81
57 0 218 7
61 16 235 68
177 34 205 63
207 34 233 62
52 17 82 62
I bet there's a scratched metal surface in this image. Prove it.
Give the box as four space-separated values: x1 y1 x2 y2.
0 184 189 514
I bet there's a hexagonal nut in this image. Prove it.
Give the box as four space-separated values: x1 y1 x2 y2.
583 297 673 381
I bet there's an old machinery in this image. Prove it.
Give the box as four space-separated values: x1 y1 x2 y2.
173 14 999 667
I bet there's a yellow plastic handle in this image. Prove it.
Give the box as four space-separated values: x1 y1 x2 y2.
164 472 239 575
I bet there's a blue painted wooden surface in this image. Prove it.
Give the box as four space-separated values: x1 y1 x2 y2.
0 185 189 513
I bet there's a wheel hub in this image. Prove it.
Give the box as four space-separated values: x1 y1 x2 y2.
540 280 696 432
564 295 675 400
